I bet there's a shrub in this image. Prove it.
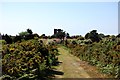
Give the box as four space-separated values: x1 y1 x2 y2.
2 39 59 79
66 37 120 78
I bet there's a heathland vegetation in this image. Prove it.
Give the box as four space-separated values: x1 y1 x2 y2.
0 29 120 79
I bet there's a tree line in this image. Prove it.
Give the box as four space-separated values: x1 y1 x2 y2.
1 28 120 44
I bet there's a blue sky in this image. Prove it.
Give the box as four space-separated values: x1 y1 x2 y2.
0 2 118 36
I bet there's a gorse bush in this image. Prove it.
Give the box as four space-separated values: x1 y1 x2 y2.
2 39 59 80
66 37 120 78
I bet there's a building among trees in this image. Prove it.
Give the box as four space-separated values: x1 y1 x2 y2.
54 29 63 35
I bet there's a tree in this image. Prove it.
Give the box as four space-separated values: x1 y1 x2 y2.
27 28 33 34
19 31 29 37
99 33 105 38
4 34 12 44
41 34 46 38
117 33 120 38
33 33 40 38
85 30 101 42
24 34 34 40
13 35 22 43
85 33 89 39
18 29 34 40
66 33 70 38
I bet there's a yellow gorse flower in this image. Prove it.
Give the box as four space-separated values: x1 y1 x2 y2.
10 48 15 51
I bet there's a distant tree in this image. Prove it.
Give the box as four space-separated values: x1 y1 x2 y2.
104 35 110 37
19 31 29 37
117 33 120 38
41 34 46 38
13 35 22 43
18 29 34 40
41 34 45 37
51 35 55 38
24 34 34 40
85 30 101 42
85 33 89 39
33 33 40 38
4 34 12 44
27 28 33 34
99 33 105 38
66 33 70 38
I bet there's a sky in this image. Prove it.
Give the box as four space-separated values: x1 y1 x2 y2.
0 1 119 36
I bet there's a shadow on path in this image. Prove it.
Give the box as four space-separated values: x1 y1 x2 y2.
48 69 64 76
55 61 62 66
44 61 64 79
45 68 64 79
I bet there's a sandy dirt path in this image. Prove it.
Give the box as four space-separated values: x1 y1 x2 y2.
54 46 108 78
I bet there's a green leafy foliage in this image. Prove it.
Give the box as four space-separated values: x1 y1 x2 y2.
66 37 120 78
3 34 12 44
19 31 29 37
2 39 59 79
85 30 101 42
27 28 33 34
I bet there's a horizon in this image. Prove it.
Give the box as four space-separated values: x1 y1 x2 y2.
0 2 118 36
0 28 119 37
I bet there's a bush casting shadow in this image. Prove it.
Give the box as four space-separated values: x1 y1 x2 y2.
44 69 64 79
